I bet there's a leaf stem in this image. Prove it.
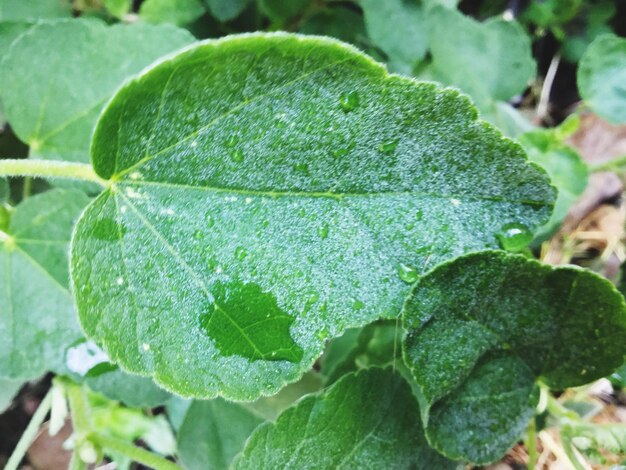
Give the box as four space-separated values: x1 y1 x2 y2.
88 433 182 470
5 388 54 470
0 159 106 186
526 417 538 470
590 154 626 173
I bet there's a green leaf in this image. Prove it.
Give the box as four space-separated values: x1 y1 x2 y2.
178 399 265 470
103 0 132 19
258 0 310 23
139 0 206 25
0 189 90 379
299 6 366 45
0 22 31 59
233 368 457 468
0 19 194 165
0 0 71 21
206 0 250 22
85 367 171 408
403 251 626 463
578 34 626 124
361 0 427 74
71 33 555 400
426 6 536 110
0 377 22 412
0 177 8 203
519 124 588 241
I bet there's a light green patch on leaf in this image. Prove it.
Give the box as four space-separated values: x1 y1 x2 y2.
178 398 265 470
403 251 626 464
0 0 70 21
0 19 194 165
426 6 536 110
578 34 626 124
0 189 89 379
71 33 554 400
206 0 249 22
139 0 206 25
519 123 588 241
361 0 427 75
85 367 171 408
233 368 457 468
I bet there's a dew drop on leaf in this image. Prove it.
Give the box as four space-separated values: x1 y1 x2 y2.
235 246 248 260
496 222 532 252
398 263 419 284
230 149 244 163
379 139 399 155
338 90 359 112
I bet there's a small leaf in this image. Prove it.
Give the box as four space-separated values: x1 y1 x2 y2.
578 34 626 124
139 0 206 25
426 6 536 109
403 251 626 463
361 0 427 74
233 368 457 468
0 189 89 379
0 19 194 165
71 33 554 400
519 126 588 241
178 399 265 470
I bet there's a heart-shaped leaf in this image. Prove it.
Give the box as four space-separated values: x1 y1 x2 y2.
233 368 457 469
1 189 89 379
71 33 555 399
403 251 626 464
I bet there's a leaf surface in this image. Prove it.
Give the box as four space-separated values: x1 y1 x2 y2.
139 0 206 25
578 34 626 124
233 368 457 469
0 19 194 164
0 189 89 379
85 367 171 408
0 0 70 21
71 33 555 399
206 0 250 22
403 251 626 463
178 398 265 470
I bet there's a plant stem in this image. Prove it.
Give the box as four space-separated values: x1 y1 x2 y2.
5 388 54 470
590 154 626 173
0 159 106 186
66 383 91 436
89 433 182 470
526 417 538 470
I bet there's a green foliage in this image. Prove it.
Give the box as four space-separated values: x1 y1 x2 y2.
0 189 88 379
233 368 457 468
578 34 626 124
177 399 264 469
139 0 206 26
0 377 22 412
0 0 70 21
0 19 194 164
71 33 554 399
85 368 171 408
425 6 536 111
403 251 626 463
206 0 250 22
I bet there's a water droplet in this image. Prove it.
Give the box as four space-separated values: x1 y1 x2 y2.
398 263 419 284
496 223 532 252
318 222 329 239
235 246 248 260
205 213 215 228
378 139 399 155
230 149 244 163
352 299 365 310
339 90 359 112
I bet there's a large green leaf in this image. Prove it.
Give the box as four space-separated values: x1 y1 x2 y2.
178 399 265 470
85 367 171 408
233 367 456 468
71 33 554 400
0 0 70 21
0 189 89 379
0 19 194 164
426 6 536 110
403 251 626 464
360 0 427 74
578 34 626 124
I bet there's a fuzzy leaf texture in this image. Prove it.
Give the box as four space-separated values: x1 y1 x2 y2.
578 34 626 124
1 189 89 379
233 368 457 469
403 251 626 464
71 33 555 400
